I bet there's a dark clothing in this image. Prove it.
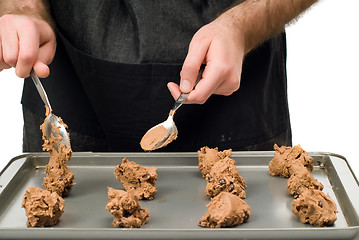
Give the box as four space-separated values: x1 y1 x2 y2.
22 106 291 152
48 0 241 64
21 1 291 152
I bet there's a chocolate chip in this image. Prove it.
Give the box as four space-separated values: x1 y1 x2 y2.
62 183 73 197
130 181 137 184
123 210 131 218
118 220 124 227
111 206 119 210
57 177 64 181
142 174 150 180
117 167 123 174
318 201 323 207
219 179 226 185
244 210 249 216
243 210 250 222
323 221 332 226
229 183 234 192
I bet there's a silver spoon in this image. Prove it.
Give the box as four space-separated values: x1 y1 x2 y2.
140 67 204 151
30 70 70 151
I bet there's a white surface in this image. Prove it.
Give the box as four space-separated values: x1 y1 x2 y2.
286 0 359 181
0 1 358 189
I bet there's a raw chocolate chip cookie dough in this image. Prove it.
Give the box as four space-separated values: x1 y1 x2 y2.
269 144 338 227
22 107 74 227
198 192 251 228
287 164 323 198
22 187 65 227
197 146 250 228
114 158 158 200
205 157 246 198
269 144 313 178
292 188 338 227
106 187 149 228
198 146 232 178
140 124 178 151
41 106 75 197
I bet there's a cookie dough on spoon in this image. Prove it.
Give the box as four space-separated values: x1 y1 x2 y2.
140 67 204 151
41 106 75 197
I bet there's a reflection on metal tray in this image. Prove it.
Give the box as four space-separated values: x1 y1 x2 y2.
0 152 358 239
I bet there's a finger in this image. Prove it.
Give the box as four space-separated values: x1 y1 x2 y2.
37 20 56 46
0 40 12 70
167 82 182 100
1 27 19 67
32 40 56 78
180 31 211 93
33 60 50 78
212 72 240 96
38 39 56 66
186 63 224 104
16 23 39 78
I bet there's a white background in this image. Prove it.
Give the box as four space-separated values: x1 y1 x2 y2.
0 1 358 188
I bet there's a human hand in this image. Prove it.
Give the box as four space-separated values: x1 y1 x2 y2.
167 13 245 104
0 14 56 78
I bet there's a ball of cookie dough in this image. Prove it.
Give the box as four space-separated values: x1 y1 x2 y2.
106 187 149 228
269 144 313 178
22 186 65 227
198 146 232 178
287 168 323 198
292 188 338 227
114 158 157 200
43 163 75 197
205 157 246 198
198 192 251 228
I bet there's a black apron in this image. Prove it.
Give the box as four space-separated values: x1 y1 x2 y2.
21 29 291 152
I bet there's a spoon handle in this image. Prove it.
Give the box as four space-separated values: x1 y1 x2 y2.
30 70 53 112
170 66 204 115
170 92 189 115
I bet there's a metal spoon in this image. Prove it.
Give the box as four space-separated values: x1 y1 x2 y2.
140 67 204 151
30 70 70 151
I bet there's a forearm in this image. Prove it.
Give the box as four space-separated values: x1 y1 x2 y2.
220 0 318 54
0 0 54 29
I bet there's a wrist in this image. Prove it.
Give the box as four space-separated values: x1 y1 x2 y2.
214 5 251 55
0 0 55 30
217 0 318 54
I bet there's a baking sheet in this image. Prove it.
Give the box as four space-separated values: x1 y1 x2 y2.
0 152 358 239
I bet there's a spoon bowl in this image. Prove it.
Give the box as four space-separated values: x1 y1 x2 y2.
140 114 178 151
140 66 204 151
30 70 70 151
44 113 70 149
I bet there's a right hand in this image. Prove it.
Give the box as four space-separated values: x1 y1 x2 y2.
0 14 56 78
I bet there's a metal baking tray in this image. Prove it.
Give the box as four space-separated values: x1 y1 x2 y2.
0 152 358 239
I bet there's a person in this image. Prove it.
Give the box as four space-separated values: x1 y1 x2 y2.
0 0 317 152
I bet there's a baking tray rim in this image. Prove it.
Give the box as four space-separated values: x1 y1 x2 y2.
1 151 359 181
1 226 359 231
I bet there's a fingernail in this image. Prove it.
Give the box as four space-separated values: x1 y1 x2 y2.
180 80 191 93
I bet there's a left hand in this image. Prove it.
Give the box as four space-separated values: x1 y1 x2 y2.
167 13 245 104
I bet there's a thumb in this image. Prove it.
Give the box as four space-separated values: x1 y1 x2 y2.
179 79 192 93
180 32 211 93
33 60 50 78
